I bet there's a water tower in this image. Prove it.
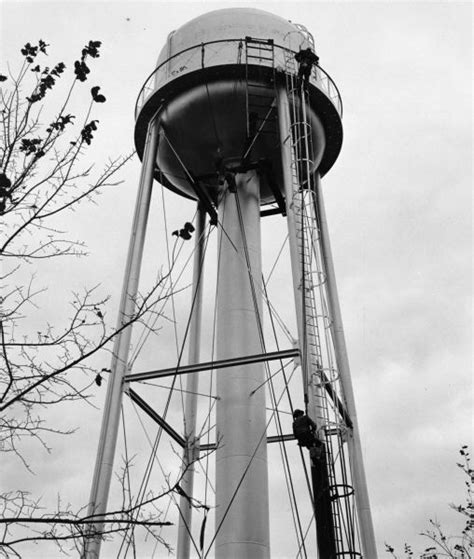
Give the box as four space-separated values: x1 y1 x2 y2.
84 8 377 558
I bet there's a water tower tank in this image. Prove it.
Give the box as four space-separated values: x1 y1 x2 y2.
88 10 379 559
134 7 343 207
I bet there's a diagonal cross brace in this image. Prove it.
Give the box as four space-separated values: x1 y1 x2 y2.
126 387 185 448
161 126 218 225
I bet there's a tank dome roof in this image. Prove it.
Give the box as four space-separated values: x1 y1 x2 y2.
158 7 309 65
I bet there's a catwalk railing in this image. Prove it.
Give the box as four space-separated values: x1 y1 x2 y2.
135 38 343 119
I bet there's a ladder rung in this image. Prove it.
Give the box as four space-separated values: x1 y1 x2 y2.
245 37 274 46
246 46 274 53
246 46 273 52
247 55 274 62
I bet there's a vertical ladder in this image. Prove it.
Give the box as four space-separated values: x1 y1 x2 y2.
244 37 277 151
294 194 326 425
283 47 324 420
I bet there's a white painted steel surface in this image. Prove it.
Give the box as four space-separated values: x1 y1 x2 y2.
156 8 310 90
214 171 270 559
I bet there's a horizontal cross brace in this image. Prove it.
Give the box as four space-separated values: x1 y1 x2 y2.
200 433 296 452
124 348 300 383
245 36 274 46
247 55 274 62
267 433 296 444
200 433 295 451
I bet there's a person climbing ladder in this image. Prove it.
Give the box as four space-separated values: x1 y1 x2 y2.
292 409 323 464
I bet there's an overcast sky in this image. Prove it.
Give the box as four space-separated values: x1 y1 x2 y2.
1 1 472 558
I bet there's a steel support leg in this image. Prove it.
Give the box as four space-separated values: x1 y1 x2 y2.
83 117 159 558
314 174 378 558
177 205 206 559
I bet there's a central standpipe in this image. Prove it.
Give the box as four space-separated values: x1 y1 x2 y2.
215 171 270 559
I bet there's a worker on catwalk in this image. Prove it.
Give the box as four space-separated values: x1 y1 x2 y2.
295 47 319 88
